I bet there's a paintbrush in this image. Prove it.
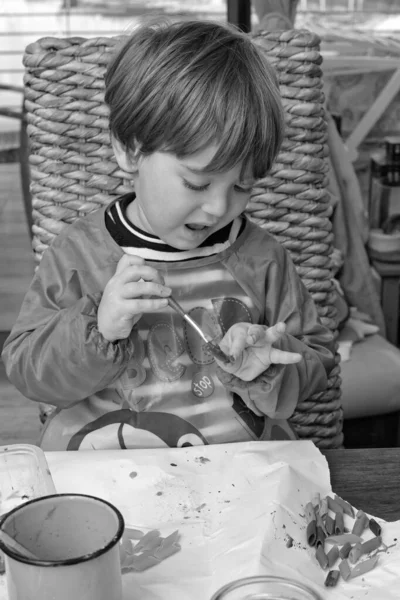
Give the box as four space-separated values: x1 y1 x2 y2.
168 296 234 364
0 529 39 560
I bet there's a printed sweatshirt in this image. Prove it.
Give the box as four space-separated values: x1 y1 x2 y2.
2 201 335 450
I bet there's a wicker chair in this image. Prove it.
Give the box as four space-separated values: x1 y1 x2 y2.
22 29 343 448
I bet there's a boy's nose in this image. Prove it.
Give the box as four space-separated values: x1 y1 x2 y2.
202 193 229 218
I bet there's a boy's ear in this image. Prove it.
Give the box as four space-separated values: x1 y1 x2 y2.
111 136 140 174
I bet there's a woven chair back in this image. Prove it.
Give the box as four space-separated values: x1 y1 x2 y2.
23 29 343 448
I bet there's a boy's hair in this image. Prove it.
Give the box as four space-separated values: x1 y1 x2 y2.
105 20 284 179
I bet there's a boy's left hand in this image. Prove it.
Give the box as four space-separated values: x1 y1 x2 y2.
215 322 302 382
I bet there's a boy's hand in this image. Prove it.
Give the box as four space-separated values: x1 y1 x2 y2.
216 322 302 381
98 255 171 342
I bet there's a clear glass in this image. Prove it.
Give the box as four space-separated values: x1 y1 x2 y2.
0 444 56 515
210 576 322 600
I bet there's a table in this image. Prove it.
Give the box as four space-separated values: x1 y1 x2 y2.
324 448 400 521
1 443 400 600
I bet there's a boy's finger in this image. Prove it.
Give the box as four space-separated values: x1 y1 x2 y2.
124 297 169 313
119 265 165 285
264 322 286 344
269 348 302 365
245 324 267 346
122 281 171 299
115 254 145 275
224 328 248 359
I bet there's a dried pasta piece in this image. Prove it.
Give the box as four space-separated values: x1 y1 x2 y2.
319 497 328 519
316 525 326 548
306 520 317 547
339 559 352 581
325 514 335 536
324 570 340 587
325 534 363 545
305 502 316 523
124 527 145 540
334 495 355 517
305 502 317 547
349 536 382 564
327 496 344 515
352 510 369 536
361 535 382 554
316 545 329 570
339 541 352 559
327 544 339 568
316 512 328 536
311 492 321 508
334 512 345 535
349 542 363 564
350 556 379 579
369 518 382 537
120 529 181 574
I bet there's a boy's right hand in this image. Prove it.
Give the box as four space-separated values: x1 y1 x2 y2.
98 254 171 342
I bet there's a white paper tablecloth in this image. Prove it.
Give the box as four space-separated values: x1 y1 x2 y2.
1 440 400 599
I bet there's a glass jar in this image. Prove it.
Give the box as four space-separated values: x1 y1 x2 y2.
210 576 322 600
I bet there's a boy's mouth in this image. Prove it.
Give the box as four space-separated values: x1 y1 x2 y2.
185 223 209 231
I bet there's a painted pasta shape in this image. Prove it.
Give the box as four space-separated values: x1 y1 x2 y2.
352 510 369 536
306 520 317 547
324 570 340 587
316 525 326 549
350 556 379 579
334 512 345 535
305 502 317 547
334 495 355 517
327 545 339 568
325 514 335 536
361 535 382 555
339 559 352 581
369 518 382 537
325 534 363 545
339 541 352 559
349 542 363 564
315 545 329 570
327 496 344 515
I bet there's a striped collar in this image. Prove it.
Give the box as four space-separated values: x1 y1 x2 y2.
105 193 244 262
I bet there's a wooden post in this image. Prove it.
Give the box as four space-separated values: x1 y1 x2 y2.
227 0 252 32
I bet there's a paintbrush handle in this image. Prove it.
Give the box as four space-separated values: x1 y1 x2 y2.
168 296 209 343
0 529 39 560
167 296 187 320
168 295 232 363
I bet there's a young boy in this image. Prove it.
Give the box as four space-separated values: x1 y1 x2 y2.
2 20 335 450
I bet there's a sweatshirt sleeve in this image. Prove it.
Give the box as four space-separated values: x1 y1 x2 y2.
1 241 134 408
220 239 336 419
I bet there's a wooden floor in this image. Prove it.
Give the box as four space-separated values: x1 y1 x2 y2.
0 162 41 447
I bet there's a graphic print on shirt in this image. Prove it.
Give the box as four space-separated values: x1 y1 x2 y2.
108 272 265 448
211 296 253 334
67 409 208 450
183 306 221 366
43 262 274 451
118 329 147 390
147 322 186 382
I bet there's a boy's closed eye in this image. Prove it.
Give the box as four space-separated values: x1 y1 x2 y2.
182 179 253 194
183 179 210 192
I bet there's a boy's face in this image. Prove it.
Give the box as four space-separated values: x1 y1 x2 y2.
117 144 254 250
